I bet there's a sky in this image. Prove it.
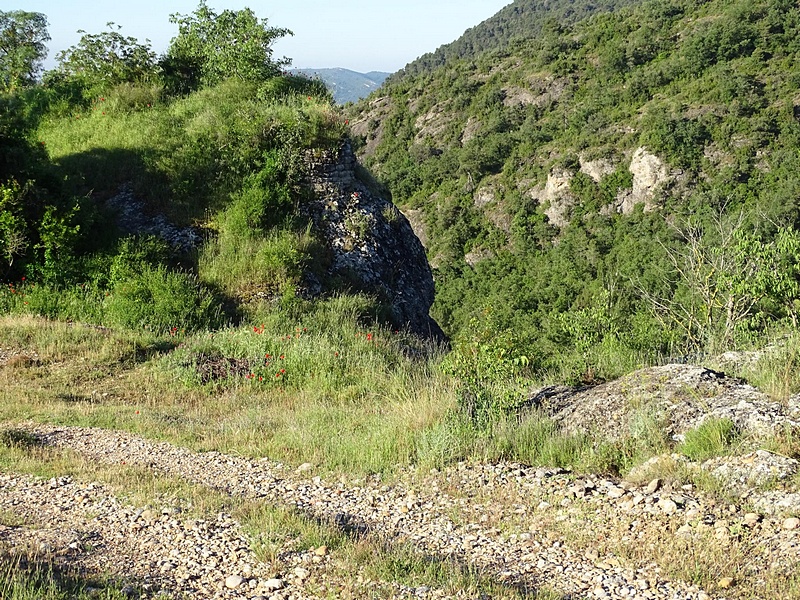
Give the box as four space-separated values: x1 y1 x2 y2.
12 0 512 74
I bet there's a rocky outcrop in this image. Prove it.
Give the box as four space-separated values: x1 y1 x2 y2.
303 141 446 343
527 364 800 442
610 148 670 215
539 168 576 228
106 184 201 253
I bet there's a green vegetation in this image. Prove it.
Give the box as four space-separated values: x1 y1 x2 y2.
678 418 739 461
350 0 800 385
0 10 50 92
3 0 800 596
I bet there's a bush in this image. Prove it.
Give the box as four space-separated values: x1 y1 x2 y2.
104 265 223 333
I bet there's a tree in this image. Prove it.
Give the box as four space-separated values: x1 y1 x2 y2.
54 24 158 91
0 11 50 92
637 213 795 352
163 2 292 92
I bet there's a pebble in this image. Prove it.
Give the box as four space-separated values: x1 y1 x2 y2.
8 423 796 600
264 578 284 591
657 498 678 514
646 479 661 494
783 517 800 530
717 577 734 589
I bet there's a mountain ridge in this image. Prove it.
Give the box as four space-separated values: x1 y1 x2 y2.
291 67 390 104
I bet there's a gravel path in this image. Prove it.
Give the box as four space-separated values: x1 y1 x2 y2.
2 423 799 599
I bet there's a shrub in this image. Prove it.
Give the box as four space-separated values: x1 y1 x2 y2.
104 265 223 333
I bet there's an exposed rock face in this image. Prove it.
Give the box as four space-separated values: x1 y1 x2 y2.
579 156 615 182
527 364 800 442
540 168 576 228
303 141 446 342
349 96 393 157
106 184 201 253
611 147 670 215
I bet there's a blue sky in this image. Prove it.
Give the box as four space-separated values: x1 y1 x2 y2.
12 1 511 73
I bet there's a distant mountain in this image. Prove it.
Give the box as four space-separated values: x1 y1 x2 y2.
292 68 390 104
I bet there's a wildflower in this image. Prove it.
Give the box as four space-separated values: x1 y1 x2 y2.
279 355 285 360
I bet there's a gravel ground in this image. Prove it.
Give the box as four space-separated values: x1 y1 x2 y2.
1 423 799 599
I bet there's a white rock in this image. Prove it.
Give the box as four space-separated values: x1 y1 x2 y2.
264 578 284 591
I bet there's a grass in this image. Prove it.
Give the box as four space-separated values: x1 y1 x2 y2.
0 552 135 600
0 311 797 598
678 417 739 461
0 439 558 599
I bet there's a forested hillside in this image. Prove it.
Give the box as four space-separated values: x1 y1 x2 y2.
391 0 639 79
349 0 800 382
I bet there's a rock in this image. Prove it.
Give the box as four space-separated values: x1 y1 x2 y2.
294 566 309 580
525 365 800 443
657 498 678 514
140 509 156 521
302 141 446 342
744 513 761 527
783 517 800 530
676 524 693 537
313 545 328 556
106 184 201 253
264 579 284 591
717 577 734 589
611 147 670 215
606 486 626 499
225 575 245 589
296 462 314 473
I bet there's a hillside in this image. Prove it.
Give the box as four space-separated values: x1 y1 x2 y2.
390 0 640 80
292 68 390 104
349 0 800 380
2 3 800 599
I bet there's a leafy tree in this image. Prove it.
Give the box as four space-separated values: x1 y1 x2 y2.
0 10 49 92
53 24 158 93
163 2 291 93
